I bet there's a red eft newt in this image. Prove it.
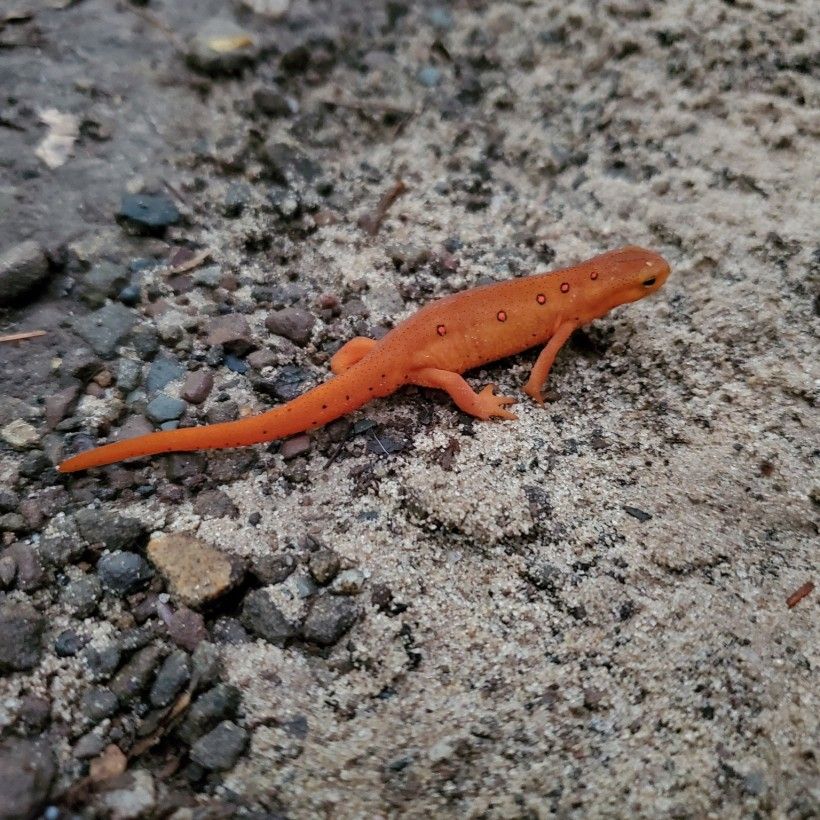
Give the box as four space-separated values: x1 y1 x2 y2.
58 246 670 473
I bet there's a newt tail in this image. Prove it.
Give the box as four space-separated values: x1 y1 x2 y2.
57 360 389 473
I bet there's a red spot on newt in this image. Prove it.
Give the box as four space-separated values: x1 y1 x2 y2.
57 246 671 473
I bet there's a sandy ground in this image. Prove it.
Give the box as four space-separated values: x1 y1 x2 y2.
0 0 817 817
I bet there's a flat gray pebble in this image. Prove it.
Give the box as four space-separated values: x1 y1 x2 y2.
149 649 191 707
72 302 138 358
81 686 119 723
146 394 187 424
264 307 315 346
0 600 45 673
61 574 102 617
0 240 50 303
190 720 248 771
241 588 300 646
302 596 359 646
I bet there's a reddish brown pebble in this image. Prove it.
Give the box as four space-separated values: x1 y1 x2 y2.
280 434 311 460
181 370 214 404
786 580 814 609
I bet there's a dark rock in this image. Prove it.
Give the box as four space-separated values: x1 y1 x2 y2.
165 606 208 652
206 449 258 484
54 629 87 657
83 644 122 680
97 551 154 595
132 324 160 359
190 720 248 771
252 86 295 117
110 644 164 701
0 601 44 673
223 353 248 374
0 240 50 303
190 641 221 691
241 588 300 646
309 549 340 585
0 737 56 819
146 394 187 424
117 193 180 236
146 355 185 395
302 596 359 646
116 358 143 393
81 686 119 723
17 695 51 732
623 505 652 522
205 399 238 424
207 313 255 355
261 141 322 189
17 450 51 479
73 302 138 357
118 282 141 306
181 370 214 404
249 553 296 585
177 683 241 744
117 624 159 652
61 573 102 617
79 261 130 307
150 649 191 707
264 307 315 346
212 617 249 645
0 490 18 513
40 533 85 567
280 434 311 460
1 542 45 591
193 489 238 519
163 452 206 482
45 385 81 428
72 731 106 759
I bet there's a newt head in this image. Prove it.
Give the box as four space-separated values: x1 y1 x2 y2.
579 245 671 321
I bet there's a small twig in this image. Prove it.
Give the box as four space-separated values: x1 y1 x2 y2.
164 248 212 275
786 580 814 609
357 178 408 236
0 330 47 343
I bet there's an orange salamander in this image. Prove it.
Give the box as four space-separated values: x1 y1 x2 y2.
58 246 670 473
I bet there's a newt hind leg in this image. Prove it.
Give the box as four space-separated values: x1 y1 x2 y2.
330 337 377 374
410 368 517 421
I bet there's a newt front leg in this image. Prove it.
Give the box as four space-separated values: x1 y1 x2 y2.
410 368 517 420
523 322 576 405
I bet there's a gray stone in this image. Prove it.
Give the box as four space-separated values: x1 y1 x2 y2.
81 686 119 723
264 307 315 346
117 193 180 235
0 737 55 819
0 601 44 673
250 552 296 585
97 551 153 595
302 596 359 646
146 393 187 424
74 509 146 551
145 355 184 395
61 573 102 617
149 649 191 707
73 302 138 358
83 644 122 680
79 261 129 307
262 141 322 188
0 240 50 302
241 588 300 646
72 730 106 759
54 629 86 657
116 358 142 393
110 644 164 701
1 542 44 591
177 683 241 744
190 720 248 771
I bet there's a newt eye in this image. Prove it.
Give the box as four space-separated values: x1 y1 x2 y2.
642 277 656 287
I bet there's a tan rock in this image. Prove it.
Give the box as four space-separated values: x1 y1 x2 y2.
147 533 244 608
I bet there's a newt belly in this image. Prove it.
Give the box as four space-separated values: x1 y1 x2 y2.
58 245 670 473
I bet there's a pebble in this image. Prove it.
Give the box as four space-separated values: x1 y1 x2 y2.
0 737 56 819
190 720 248 771
83 644 122 680
241 588 300 646
302 596 359 646
97 551 154 595
116 358 142 393
0 240 50 303
79 261 129 308
73 302 138 357
250 552 296 585
193 488 239 519
18 695 50 732
262 140 322 189
264 307 315 346
146 394 187 424
0 600 45 673
181 370 214 404
1 419 39 449
61 346 103 382
0 555 16 588
223 353 248 374
330 568 365 596
187 18 259 76
118 283 141 306
45 385 80 427
75 509 146 551
110 644 164 701
212 617 249 645
81 686 119 724
98 768 156 819
61 573 102 617
417 65 442 87
164 606 208 652
117 193 180 236
132 324 160 359
1 542 44 591
54 629 87 657
309 549 340 585
149 649 191 707
246 349 277 370
252 86 296 117
190 641 221 691
206 313 255 355
146 355 185 395
177 683 240 743
147 533 244 608
73 730 106 759
280 434 311 460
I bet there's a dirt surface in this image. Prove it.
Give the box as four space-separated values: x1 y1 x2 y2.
0 0 817 817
